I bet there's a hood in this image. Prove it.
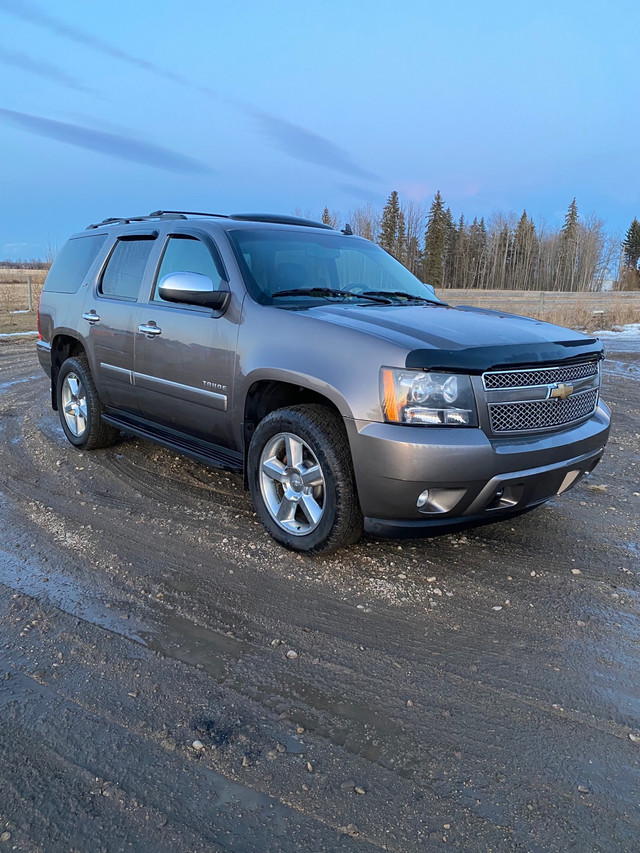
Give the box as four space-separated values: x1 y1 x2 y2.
304 302 603 372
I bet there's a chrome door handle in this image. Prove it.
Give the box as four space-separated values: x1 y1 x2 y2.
138 323 162 337
82 311 101 324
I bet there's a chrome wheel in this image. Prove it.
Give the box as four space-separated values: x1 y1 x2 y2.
61 371 88 437
259 432 326 536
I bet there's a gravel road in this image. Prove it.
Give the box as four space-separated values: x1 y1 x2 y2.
0 337 638 852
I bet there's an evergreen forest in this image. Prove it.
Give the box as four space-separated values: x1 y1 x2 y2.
319 193 640 292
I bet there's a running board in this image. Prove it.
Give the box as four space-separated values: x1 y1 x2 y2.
102 412 243 473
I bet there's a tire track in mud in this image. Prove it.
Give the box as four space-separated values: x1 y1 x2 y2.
1 340 640 851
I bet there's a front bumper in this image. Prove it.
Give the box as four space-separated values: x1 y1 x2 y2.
345 402 610 531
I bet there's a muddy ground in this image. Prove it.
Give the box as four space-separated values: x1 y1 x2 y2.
0 337 638 852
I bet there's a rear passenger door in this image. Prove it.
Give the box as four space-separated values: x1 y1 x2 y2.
84 232 159 415
133 230 238 449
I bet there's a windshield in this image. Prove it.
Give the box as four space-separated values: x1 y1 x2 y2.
225 228 442 306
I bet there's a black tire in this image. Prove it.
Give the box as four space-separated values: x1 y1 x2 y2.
56 355 118 450
248 404 363 554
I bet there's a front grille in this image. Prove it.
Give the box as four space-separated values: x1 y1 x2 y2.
488 388 598 433
483 361 598 390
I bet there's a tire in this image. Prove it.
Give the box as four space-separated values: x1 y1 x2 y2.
56 355 118 450
248 404 363 554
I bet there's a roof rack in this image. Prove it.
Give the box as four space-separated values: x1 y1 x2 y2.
86 210 335 231
85 211 189 230
149 210 229 219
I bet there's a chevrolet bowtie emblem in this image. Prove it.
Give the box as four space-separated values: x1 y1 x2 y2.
549 382 574 400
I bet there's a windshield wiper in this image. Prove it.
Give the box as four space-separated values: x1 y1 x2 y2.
272 288 392 304
362 290 435 304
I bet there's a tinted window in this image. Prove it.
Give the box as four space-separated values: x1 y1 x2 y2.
154 235 223 301
44 235 107 294
100 237 155 300
226 229 441 304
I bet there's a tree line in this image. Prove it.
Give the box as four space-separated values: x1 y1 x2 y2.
321 192 634 291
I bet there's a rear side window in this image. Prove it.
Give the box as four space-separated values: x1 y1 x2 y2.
43 234 107 294
99 237 155 300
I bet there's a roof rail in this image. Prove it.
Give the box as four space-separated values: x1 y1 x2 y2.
148 209 230 219
86 210 335 231
85 211 189 230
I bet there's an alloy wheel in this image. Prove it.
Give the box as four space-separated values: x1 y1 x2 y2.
259 432 326 535
61 371 88 437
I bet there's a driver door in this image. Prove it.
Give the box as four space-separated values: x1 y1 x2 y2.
133 232 238 449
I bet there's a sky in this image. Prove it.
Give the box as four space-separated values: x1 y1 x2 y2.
1 0 639 260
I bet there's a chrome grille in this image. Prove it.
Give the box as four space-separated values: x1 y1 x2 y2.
483 361 598 390
488 389 598 433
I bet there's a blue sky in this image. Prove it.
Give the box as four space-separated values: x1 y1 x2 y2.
1 0 638 259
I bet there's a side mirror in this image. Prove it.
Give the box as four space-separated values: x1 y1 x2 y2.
158 271 230 311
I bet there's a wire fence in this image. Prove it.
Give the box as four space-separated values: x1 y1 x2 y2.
1 270 639 323
0 270 48 314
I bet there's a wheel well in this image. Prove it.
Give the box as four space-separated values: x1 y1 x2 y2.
50 335 85 410
243 380 343 470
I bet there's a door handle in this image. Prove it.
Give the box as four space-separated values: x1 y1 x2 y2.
82 311 101 324
138 322 162 338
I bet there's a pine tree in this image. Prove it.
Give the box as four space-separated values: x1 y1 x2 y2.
562 198 579 241
623 217 640 269
511 211 538 290
378 191 401 254
558 198 579 290
377 191 408 262
321 207 340 228
422 191 448 287
469 217 488 288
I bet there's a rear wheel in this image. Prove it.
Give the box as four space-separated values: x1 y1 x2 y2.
56 355 118 449
248 404 363 553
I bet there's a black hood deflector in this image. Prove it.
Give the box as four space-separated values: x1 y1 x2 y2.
406 338 604 373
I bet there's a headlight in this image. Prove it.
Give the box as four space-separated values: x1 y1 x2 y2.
380 368 478 426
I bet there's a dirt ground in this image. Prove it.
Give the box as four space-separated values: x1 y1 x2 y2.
0 336 638 852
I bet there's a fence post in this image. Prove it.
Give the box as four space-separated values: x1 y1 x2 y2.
27 275 33 312
538 291 545 315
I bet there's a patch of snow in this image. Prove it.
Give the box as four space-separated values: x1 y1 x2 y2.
0 330 38 338
11 309 30 314
0 375 40 393
594 323 640 339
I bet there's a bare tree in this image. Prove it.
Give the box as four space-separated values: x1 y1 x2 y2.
401 200 427 277
348 204 380 243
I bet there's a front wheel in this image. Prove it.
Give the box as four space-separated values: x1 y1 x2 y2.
56 355 118 450
248 404 363 553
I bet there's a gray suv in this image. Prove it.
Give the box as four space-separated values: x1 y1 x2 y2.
37 210 610 553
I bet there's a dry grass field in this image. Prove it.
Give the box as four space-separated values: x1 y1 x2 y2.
1 268 638 335
0 268 48 334
444 288 640 332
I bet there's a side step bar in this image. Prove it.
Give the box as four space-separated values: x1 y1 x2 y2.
102 412 243 473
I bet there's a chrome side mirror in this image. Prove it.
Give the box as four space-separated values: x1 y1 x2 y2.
158 272 230 311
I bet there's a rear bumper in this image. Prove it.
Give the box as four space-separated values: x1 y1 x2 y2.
345 402 610 530
36 340 52 377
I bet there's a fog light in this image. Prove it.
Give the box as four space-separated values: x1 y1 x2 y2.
416 487 467 514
